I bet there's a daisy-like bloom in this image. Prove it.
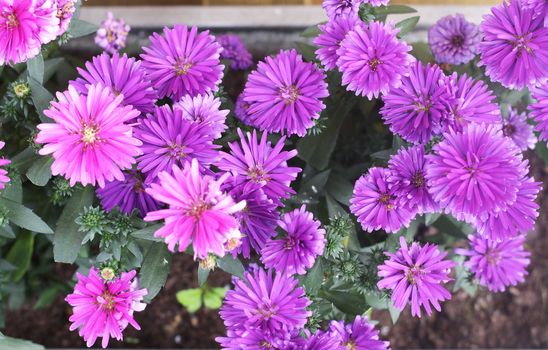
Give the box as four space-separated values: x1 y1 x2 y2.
217 328 296 350
141 25 223 100
456 234 530 292
529 82 548 141
71 53 158 115
380 61 451 144
96 170 160 218
445 72 500 132
329 316 390 350
350 167 415 233
65 268 147 349
337 21 414 100
302 331 344 350
364 0 389 5
479 0 548 89
36 84 142 187
314 14 362 71
261 205 326 276
219 266 311 333
520 0 547 18
234 93 254 126
216 129 301 206
388 145 438 214
426 123 523 219
377 237 455 318
0 142 11 190
217 34 253 70
174 93 229 139
94 12 130 55
135 105 219 181
55 0 76 36
144 159 245 259
428 14 481 65
243 49 328 136
0 0 59 65
501 107 537 151
322 0 362 19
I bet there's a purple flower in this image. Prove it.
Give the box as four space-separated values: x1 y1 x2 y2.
337 21 413 99
426 123 523 218
217 34 253 70
479 0 548 89
314 14 363 70
501 107 537 151
428 14 480 65
71 53 158 115
219 267 311 334
322 0 362 19
0 141 11 190
262 205 326 276
329 315 390 350
529 82 548 141
302 331 344 350
96 170 160 218
234 93 254 126
217 328 296 350
243 49 328 136
520 0 547 18
380 61 451 143
135 105 219 181
377 237 455 318
174 93 229 140
217 129 301 206
55 0 76 36
94 12 130 54
364 0 389 5
350 167 415 233
141 25 224 100
457 234 530 292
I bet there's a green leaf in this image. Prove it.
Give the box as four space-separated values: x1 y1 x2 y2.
298 169 331 198
26 156 53 186
396 16 420 38
300 24 323 38
131 224 163 242
326 173 354 206
33 286 60 309
5 231 34 282
0 226 15 239
217 255 245 279
0 197 52 234
373 4 417 15
410 42 434 64
68 19 98 39
176 288 202 313
43 57 64 83
12 148 40 175
425 213 441 226
53 186 94 263
0 334 44 350
140 242 172 301
535 142 548 165
29 77 54 122
295 42 318 62
198 265 210 287
319 288 367 315
27 53 44 84
203 287 227 310
433 215 471 239
300 258 324 296
1 175 22 203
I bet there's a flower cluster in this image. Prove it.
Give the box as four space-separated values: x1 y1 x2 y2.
95 12 130 54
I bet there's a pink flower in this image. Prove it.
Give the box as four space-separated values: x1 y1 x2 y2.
0 141 11 190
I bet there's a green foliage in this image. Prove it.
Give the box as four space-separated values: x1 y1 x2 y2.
176 285 228 313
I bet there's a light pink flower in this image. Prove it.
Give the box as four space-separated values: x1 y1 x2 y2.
0 141 11 190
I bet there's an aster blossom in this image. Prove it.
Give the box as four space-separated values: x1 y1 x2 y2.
322 0 362 19
243 49 328 136
529 82 548 141
36 84 142 187
141 25 224 100
174 93 229 139
95 12 130 54
337 21 414 99
377 237 455 318
350 167 415 233
314 14 362 70
65 268 147 349
217 34 253 70
55 0 75 36
329 315 389 350
501 107 537 151
301 331 344 350
0 142 11 190
479 0 548 89
217 328 296 350
234 93 254 126
261 205 326 276
428 14 480 65
144 159 246 259
520 0 547 18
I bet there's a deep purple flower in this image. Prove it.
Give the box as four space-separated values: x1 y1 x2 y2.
457 234 530 292
479 0 548 89
217 129 301 206
71 53 158 114
141 25 224 100
302 331 344 350
243 49 328 136
322 0 362 19
234 93 254 126
55 0 76 36
174 93 229 140
217 328 296 350
329 315 389 350
217 34 253 70
529 82 548 141
501 107 537 151
95 12 130 55
520 0 547 18
380 61 451 143
378 237 455 318
135 105 219 181
261 205 326 276
428 14 481 65
350 167 415 233
337 21 413 99
314 14 362 70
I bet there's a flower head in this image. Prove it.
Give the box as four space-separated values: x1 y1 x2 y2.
0 142 11 190
329 315 389 350
95 12 130 54
529 82 548 141
322 0 362 19
36 84 142 187
234 93 254 126
302 331 344 350
141 25 223 100
428 14 480 65
314 14 362 70
174 93 229 139
217 328 296 350
377 237 455 318
243 49 328 136
337 21 413 99
520 0 547 18
65 268 147 349
501 107 537 151
55 0 75 36
217 34 253 70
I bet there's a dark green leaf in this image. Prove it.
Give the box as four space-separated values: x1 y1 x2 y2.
0 197 53 234
319 288 367 315
140 242 172 301
373 4 417 15
68 19 98 39
299 169 331 197
131 224 163 242
396 16 420 38
198 266 210 287
295 42 317 62
326 173 354 205
433 215 471 239
0 226 15 239
535 142 548 165
300 24 323 38
425 213 441 226
0 334 44 350
27 53 44 84
5 231 34 282
26 156 53 186
217 255 245 280
29 77 54 122
410 42 434 64
33 286 60 309
12 148 39 175
43 57 65 83
1 175 22 203
300 258 324 296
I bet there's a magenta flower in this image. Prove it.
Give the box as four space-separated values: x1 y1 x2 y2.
217 129 301 206
243 49 328 136
0 0 59 65
217 34 253 70
65 268 147 349
71 53 158 115
329 315 389 350
314 14 362 70
377 237 455 318
36 84 142 187
457 234 530 292
0 142 11 190
520 0 547 18
529 82 548 141
141 25 223 100
261 205 326 276
428 14 480 65
302 331 344 350
501 107 537 151
337 21 413 99
350 167 415 233
55 0 75 36
144 159 245 259
380 61 451 143
135 105 219 181
322 0 362 19
479 0 548 89
174 93 229 139
217 328 296 350
95 12 130 54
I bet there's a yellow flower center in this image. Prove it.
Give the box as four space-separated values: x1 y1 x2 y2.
5 12 18 28
81 124 99 145
174 58 193 76
345 340 357 350
99 291 116 311
368 57 382 72
379 193 394 210
248 166 270 183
